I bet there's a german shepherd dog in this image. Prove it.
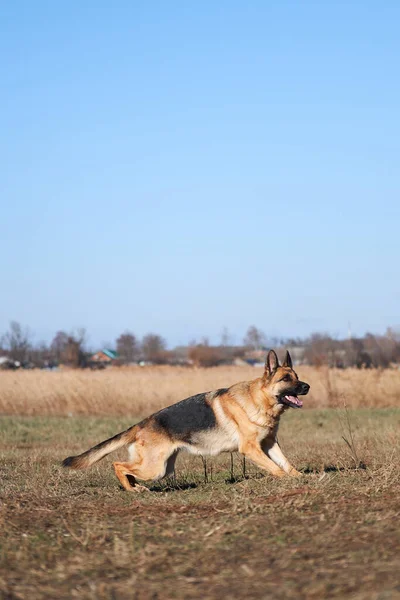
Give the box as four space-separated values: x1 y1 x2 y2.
63 350 310 491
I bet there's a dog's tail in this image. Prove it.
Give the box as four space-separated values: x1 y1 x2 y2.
62 425 138 470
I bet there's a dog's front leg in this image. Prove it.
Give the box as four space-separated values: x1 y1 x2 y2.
239 440 286 478
261 439 302 477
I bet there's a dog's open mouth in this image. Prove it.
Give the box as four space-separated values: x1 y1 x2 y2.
279 395 303 409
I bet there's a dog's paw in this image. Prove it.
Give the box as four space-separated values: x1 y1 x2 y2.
126 484 150 493
289 468 303 478
272 470 286 478
134 484 151 493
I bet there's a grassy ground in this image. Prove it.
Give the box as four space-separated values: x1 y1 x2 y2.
1 409 399 599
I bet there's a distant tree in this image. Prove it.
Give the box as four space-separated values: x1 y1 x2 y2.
384 328 400 363
243 326 266 350
188 344 224 367
62 328 87 368
141 334 167 364
386 326 400 343
1 321 31 363
303 333 340 367
220 327 231 347
50 331 69 363
116 332 139 364
29 342 52 368
361 332 398 368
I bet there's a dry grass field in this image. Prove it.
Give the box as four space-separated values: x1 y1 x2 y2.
0 365 400 416
1 410 399 599
1 366 399 599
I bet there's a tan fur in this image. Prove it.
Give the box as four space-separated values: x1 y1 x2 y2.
63 350 308 491
62 425 138 469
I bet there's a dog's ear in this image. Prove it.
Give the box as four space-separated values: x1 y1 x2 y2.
265 350 279 377
282 350 293 369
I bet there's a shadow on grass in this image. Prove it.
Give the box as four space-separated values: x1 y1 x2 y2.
118 478 199 493
225 475 248 484
121 474 200 493
225 471 266 484
119 462 369 492
149 481 199 493
302 462 367 474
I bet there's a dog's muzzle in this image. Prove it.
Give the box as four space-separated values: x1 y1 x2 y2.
279 381 310 409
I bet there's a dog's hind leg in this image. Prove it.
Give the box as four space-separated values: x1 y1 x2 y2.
113 461 150 492
113 432 179 491
112 440 150 492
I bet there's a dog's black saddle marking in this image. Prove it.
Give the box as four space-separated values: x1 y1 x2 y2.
214 387 229 397
153 392 217 443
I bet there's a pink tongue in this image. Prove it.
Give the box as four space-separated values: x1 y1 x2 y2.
285 395 303 407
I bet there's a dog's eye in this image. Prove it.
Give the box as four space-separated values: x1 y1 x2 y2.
282 375 292 382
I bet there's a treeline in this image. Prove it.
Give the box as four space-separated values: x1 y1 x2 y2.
299 330 400 368
0 321 400 369
0 322 169 368
0 323 281 368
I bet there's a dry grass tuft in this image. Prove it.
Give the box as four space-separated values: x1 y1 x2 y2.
0 365 399 416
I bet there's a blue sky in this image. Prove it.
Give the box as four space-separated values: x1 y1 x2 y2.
1 1 399 348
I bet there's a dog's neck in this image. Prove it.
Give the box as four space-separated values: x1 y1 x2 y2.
248 378 287 424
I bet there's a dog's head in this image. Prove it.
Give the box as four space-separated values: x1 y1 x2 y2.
262 350 310 410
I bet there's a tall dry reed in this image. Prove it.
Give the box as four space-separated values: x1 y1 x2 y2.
0 365 399 416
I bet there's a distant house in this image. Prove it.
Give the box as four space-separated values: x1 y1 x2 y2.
89 349 118 369
0 356 20 370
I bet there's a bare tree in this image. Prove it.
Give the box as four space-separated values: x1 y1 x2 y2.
116 332 139 364
141 334 166 364
189 344 224 367
303 333 340 367
220 327 231 347
386 326 400 343
1 321 31 363
62 329 87 368
30 342 52 368
50 331 69 363
243 325 266 351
